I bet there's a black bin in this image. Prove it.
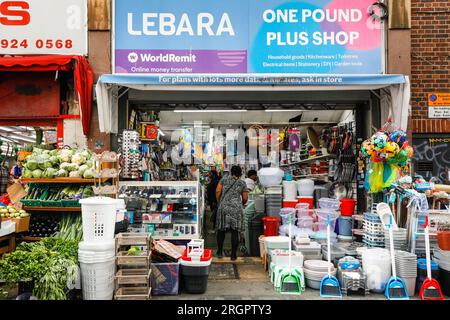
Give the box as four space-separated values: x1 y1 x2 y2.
439 268 450 296
180 264 211 294
248 215 264 257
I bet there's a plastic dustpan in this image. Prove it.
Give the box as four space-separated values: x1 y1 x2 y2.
279 273 302 295
320 275 342 297
419 216 444 300
384 212 409 300
385 276 409 300
419 277 444 300
320 213 342 298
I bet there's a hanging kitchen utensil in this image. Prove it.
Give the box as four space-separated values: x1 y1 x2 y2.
307 127 320 150
289 132 301 152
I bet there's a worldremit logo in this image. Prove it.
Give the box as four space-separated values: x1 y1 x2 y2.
128 52 139 63
0 1 30 26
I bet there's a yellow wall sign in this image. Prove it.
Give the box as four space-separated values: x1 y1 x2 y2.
428 93 450 107
428 93 450 118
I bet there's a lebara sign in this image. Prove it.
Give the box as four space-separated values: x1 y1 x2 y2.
0 0 87 55
113 0 383 75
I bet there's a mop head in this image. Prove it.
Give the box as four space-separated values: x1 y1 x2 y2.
320 276 342 298
385 276 409 300
419 278 444 300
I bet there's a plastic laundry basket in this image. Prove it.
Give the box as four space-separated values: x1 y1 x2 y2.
79 197 118 243
79 258 116 300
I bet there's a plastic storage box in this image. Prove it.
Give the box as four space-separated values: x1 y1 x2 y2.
180 250 212 294
151 262 180 295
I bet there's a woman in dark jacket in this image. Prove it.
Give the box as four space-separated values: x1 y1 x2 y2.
215 166 248 260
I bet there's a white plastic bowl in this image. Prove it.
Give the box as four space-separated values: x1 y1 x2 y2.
258 168 284 187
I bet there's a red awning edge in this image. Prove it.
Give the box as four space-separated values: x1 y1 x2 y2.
0 55 94 136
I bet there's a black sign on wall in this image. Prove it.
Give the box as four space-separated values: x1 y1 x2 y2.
412 135 450 183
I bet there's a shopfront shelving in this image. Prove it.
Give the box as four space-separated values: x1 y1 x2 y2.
21 177 110 184
118 180 204 240
280 154 336 167
23 206 81 212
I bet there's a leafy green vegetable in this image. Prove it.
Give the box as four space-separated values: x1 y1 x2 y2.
32 169 43 178
0 238 80 300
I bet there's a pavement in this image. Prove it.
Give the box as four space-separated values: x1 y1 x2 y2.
153 258 423 300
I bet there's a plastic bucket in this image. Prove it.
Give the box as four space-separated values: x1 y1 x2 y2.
340 198 356 217
297 196 314 210
283 200 298 209
79 197 118 243
338 216 353 236
259 235 266 259
262 217 280 237
437 231 450 251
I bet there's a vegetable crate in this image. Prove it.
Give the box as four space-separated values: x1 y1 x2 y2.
4 216 30 233
114 233 153 300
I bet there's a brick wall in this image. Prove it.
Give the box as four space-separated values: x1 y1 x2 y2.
411 0 450 133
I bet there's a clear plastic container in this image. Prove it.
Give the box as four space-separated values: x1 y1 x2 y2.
297 216 313 229
295 203 310 218
279 208 296 224
314 208 339 222
318 198 341 211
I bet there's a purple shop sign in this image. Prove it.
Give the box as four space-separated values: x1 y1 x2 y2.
115 49 247 74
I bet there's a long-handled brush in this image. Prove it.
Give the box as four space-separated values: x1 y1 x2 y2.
419 216 444 300
279 212 302 295
320 213 342 298
385 214 409 300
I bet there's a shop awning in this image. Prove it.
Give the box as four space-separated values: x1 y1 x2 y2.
95 74 410 134
0 55 94 136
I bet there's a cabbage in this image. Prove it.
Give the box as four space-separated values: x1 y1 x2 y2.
49 156 59 166
32 169 43 178
26 160 38 170
43 150 50 155
81 150 92 160
78 164 89 176
69 171 80 178
85 160 93 168
72 153 87 166
83 169 94 179
56 169 68 177
40 153 50 160
23 169 33 178
60 162 72 171
67 164 79 172
50 149 59 157
33 147 44 154
45 168 57 178
60 149 74 162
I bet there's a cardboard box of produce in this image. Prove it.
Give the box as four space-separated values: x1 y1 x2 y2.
0 206 30 233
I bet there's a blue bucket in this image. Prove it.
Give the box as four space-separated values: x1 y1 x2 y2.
416 259 440 293
337 216 353 236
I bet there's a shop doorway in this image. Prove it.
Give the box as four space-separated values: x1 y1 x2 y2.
116 95 371 257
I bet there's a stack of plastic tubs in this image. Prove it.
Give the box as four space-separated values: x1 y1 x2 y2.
180 240 212 294
361 248 391 293
265 186 283 218
78 197 120 300
363 210 385 248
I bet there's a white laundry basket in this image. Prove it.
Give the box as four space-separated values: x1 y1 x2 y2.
79 197 118 243
79 258 116 300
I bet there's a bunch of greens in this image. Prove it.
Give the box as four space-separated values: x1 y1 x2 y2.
53 215 83 241
0 238 79 300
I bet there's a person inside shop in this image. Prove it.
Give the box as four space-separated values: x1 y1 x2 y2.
215 166 248 260
206 169 220 232
244 170 258 192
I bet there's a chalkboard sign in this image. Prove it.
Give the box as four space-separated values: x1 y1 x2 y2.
412 136 450 183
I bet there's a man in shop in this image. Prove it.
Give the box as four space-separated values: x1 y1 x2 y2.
244 170 258 192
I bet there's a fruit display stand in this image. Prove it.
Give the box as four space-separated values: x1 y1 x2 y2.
114 233 153 300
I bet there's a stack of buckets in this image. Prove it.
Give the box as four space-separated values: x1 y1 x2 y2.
78 197 121 300
338 198 356 239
